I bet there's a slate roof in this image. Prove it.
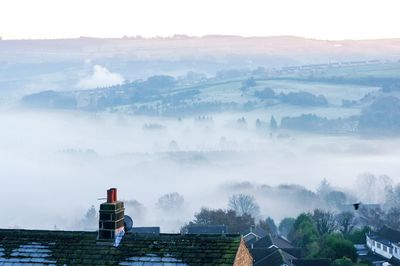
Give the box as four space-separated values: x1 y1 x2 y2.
270 235 294 249
370 225 400 244
280 249 297 264
249 235 302 262
243 235 258 248
186 225 227 235
0 229 243 265
357 249 400 266
129 227 160 235
388 256 400 266
358 251 389 265
292 258 331 266
251 236 272 249
242 226 267 239
251 246 284 266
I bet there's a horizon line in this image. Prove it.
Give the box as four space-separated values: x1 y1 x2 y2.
1 34 400 42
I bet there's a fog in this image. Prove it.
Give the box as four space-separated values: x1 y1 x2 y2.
1 36 400 232
1 109 399 231
76 65 125 89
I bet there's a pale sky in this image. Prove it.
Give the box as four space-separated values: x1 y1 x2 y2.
0 0 399 40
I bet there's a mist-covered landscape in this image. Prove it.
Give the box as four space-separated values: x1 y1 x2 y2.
3 1 400 265
1 36 400 235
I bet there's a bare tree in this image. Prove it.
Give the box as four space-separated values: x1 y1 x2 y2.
358 205 385 230
385 207 400 230
336 211 357 235
156 192 184 211
385 184 400 209
258 217 278 235
182 208 254 234
311 209 337 235
356 173 377 202
80 205 97 230
228 194 260 217
356 173 393 204
317 179 333 196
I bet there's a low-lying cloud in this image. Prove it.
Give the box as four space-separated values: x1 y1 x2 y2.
76 65 124 89
1 110 400 232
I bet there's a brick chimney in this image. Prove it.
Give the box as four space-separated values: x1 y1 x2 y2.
97 188 125 244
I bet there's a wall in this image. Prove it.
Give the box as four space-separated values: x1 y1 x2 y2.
234 238 253 266
366 236 392 259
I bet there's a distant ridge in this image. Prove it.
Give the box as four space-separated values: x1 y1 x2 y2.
1 35 400 41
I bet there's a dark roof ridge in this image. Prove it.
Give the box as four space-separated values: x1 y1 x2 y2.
0 228 241 238
373 225 400 244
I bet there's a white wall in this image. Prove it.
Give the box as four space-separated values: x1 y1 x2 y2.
366 236 392 259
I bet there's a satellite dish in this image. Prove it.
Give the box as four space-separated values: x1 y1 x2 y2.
124 215 134 231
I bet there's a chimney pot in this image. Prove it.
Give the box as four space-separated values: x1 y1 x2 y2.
107 188 117 203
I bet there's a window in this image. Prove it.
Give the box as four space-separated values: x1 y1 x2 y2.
377 243 381 249
383 245 388 252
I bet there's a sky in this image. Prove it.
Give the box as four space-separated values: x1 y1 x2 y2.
0 0 400 40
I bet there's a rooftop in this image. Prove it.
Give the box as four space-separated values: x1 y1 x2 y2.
292 258 331 266
242 226 267 239
185 225 227 235
0 229 243 265
369 225 400 245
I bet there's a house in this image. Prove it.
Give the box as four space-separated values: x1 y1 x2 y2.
365 225 400 266
0 188 253 265
242 226 268 247
251 245 288 266
243 230 302 266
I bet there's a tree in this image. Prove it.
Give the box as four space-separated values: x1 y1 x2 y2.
236 117 247 126
336 212 357 236
358 205 385 230
256 118 262 129
359 96 400 135
324 191 348 210
254 87 275 99
168 140 180 151
317 179 333 196
258 217 278 235
279 217 296 238
270 116 278 130
385 207 400 230
228 194 260 217
317 234 357 262
346 226 371 244
311 209 337 236
184 208 254 234
288 213 320 255
332 257 353 266
266 217 278 234
156 192 184 211
241 77 256 90
355 173 393 204
385 183 400 209
81 205 97 230
279 91 328 106
144 75 176 89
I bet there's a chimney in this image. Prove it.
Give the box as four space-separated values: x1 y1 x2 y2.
98 188 125 244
